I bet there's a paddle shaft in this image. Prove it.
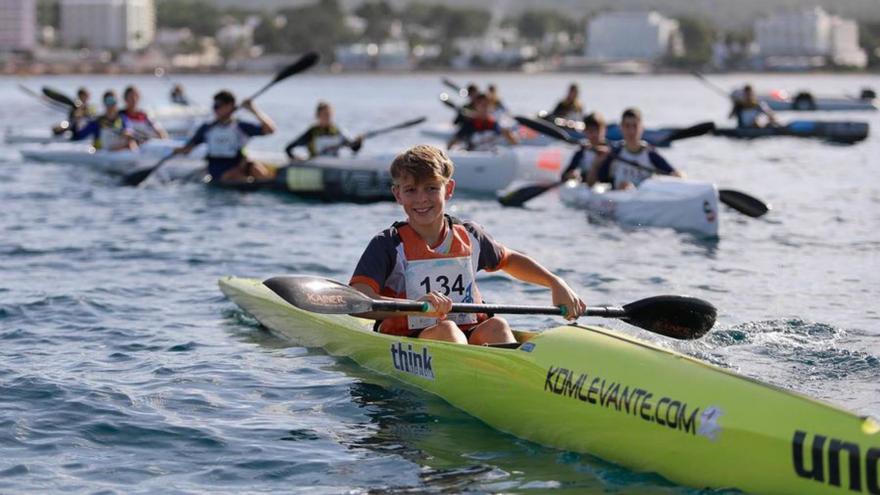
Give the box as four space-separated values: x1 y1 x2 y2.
692 72 731 100
370 300 625 318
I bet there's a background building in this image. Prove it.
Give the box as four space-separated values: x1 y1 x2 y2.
61 0 155 51
0 0 37 52
586 11 682 62
755 7 866 68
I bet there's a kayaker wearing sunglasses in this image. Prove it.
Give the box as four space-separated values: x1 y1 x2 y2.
173 90 277 183
350 144 585 345
70 90 137 151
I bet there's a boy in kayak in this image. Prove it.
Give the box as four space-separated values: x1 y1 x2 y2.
53 87 96 136
122 85 168 141
729 84 777 128
549 83 583 120
561 112 609 182
173 90 277 182
591 108 683 190
350 144 585 345
170 84 190 106
285 101 363 159
447 93 517 150
71 90 137 151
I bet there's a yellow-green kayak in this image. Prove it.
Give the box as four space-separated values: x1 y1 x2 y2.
220 276 880 494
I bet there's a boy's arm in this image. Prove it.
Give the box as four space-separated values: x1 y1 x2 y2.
500 250 585 320
241 98 276 134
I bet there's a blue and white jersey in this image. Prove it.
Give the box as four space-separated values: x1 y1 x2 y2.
596 142 675 189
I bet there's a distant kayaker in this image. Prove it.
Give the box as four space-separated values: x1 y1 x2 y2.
591 108 683 190
173 90 277 182
451 83 481 125
122 85 169 141
52 87 96 136
70 90 137 151
487 83 507 114
729 84 777 128
549 83 583 121
285 101 363 160
170 84 190 106
447 93 517 150
349 144 585 345
561 112 609 182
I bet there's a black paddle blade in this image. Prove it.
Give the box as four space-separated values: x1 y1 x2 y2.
514 115 577 144
122 168 153 186
273 52 320 83
264 275 373 314
718 189 770 218
622 295 716 339
498 182 560 207
439 93 458 110
659 121 716 145
42 86 77 108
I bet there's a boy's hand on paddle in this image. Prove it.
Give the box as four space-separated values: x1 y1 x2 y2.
418 292 452 319
550 279 585 321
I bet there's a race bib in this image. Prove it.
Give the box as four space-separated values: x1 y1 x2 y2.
206 126 244 158
315 135 345 156
404 256 477 330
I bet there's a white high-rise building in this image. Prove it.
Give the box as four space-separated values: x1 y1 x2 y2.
61 0 155 51
0 0 37 51
755 7 866 68
586 11 682 61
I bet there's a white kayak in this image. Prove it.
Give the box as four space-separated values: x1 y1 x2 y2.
420 122 552 147
147 104 210 120
18 139 205 178
18 140 572 195
559 178 720 238
757 91 877 112
300 146 572 194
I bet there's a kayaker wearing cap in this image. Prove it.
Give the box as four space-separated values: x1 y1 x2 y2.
70 90 137 151
561 112 609 182
170 84 190 106
284 101 363 160
122 85 168 141
549 83 583 120
52 87 96 136
447 93 518 150
350 144 585 345
173 90 277 182
730 84 777 129
591 108 683 190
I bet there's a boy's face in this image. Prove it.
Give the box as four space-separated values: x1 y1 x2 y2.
392 174 455 229
585 124 605 145
622 116 642 144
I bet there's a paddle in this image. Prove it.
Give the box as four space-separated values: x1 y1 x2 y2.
499 116 770 218
42 86 78 109
315 116 428 156
442 78 468 98
691 71 732 100
17 84 71 113
122 52 320 187
264 275 716 340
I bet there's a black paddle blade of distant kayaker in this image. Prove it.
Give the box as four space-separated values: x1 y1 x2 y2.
498 181 563 207
657 121 716 146
250 51 320 100
42 86 78 108
264 275 375 314
442 77 468 97
121 152 176 186
515 115 579 145
439 92 458 110
621 295 716 339
718 189 770 218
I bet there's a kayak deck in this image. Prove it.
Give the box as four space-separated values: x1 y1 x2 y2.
220 276 880 495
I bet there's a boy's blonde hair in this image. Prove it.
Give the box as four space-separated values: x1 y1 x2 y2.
390 145 454 185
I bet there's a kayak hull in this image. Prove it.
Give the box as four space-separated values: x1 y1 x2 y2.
421 122 692 148
759 94 878 112
714 121 869 144
220 276 880 495
559 178 720 238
